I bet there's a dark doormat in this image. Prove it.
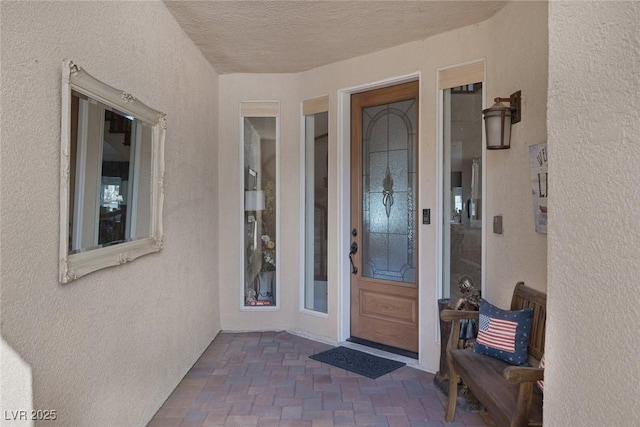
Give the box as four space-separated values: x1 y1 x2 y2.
309 346 406 379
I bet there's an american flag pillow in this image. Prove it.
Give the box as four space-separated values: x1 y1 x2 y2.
473 299 533 366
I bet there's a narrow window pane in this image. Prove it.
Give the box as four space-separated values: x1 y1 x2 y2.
244 116 277 307
304 112 328 312
442 84 483 299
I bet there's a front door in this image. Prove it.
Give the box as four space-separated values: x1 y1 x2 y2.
350 81 419 353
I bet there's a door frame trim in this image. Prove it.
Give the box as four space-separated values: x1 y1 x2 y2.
336 72 421 351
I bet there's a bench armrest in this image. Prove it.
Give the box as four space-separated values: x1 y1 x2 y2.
440 309 479 322
503 366 544 384
503 366 544 425
441 309 479 351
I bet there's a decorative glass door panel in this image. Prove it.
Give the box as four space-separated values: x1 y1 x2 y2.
350 81 419 353
361 99 417 283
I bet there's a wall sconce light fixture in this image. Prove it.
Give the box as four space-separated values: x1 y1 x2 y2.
483 90 521 150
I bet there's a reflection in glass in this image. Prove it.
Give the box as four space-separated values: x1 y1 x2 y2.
244 117 277 307
442 83 483 299
68 91 152 254
304 112 328 313
361 100 416 283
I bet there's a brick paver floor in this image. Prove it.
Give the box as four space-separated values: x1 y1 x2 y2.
148 331 491 427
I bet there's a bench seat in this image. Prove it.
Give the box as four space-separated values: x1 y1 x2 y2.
449 349 543 427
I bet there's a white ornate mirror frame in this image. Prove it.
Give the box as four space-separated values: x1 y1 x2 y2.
59 60 165 284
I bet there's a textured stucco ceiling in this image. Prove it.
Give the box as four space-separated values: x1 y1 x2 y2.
163 1 508 74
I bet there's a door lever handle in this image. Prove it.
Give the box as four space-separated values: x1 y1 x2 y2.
349 241 358 274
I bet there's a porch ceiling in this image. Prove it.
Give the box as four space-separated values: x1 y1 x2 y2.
163 1 508 74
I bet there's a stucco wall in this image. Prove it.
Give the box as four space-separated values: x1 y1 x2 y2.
0 2 220 426
546 1 640 425
217 0 548 372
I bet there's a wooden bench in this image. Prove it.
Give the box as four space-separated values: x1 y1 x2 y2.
441 282 546 427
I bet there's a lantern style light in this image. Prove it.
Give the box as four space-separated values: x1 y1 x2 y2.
483 90 521 150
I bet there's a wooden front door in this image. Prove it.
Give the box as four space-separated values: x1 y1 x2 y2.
350 81 419 353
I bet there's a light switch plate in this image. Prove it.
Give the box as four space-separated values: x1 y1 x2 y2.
493 215 503 234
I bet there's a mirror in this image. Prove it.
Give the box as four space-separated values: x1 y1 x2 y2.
59 60 165 283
